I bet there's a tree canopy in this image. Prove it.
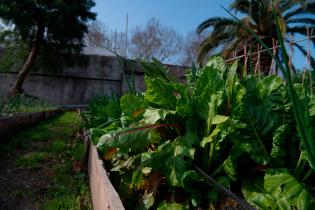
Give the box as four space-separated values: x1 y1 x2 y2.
129 18 183 63
0 0 96 95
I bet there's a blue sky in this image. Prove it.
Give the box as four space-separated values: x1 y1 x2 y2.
93 0 231 34
92 0 312 69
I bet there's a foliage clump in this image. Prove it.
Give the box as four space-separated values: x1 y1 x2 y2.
86 57 315 209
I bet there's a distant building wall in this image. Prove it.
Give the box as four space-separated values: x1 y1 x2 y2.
0 55 187 105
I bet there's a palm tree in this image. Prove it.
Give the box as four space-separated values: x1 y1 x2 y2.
197 0 315 74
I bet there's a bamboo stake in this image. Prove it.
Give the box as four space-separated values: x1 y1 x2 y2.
254 44 261 75
269 38 277 75
225 35 315 63
244 41 248 76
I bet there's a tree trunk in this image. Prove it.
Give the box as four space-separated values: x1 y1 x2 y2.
9 25 44 97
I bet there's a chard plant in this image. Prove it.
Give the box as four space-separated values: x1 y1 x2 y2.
86 55 315 209
221 4 315 172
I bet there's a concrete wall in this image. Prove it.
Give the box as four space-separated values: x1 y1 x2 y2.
0 55 186 105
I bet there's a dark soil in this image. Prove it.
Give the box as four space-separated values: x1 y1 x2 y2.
0 151 53 210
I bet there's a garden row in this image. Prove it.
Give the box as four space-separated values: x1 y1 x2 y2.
0 112 91 209
82 57 315 210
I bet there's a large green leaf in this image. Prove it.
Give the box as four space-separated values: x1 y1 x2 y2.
200 117 232 148
193 62 225 122
180 170 208 194
270 124 289 166
223 145 243 181
230 77 285 165
242 179 277 209
200 126 221 148
242 169 315 210
265 169 315 209
225 61 238 107
144 76 177 110
96 125 162 154
120 93 143 118
211 115 229 124
181 129 200 147
258 76 283 98
140 58 175 82
143 108 176 124
138 140 195 187
174 83 191 117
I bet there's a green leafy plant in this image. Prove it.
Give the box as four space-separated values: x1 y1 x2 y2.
221 4 315 172
80 94 121 129
87 54 315 209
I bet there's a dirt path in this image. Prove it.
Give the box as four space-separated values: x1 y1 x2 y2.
0 152 51 210
0 112 91 210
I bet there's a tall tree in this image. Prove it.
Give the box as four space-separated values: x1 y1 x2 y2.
0 0 96 96
85 20 127 56
129 18 183 63
197 0 315 74
85 20 110 47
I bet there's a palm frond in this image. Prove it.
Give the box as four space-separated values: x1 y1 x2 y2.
197 32 235 63
197 17 234 34
287 26 315 47
230 0 264 14
284 2 315 19
211 20 238 38
287 18 315 26
287 26 315 34
278 1 299 11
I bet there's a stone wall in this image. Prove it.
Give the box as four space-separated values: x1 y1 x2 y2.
0 55 186 105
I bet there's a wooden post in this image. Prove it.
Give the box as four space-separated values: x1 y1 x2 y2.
244 42 248 76
254 44 261 75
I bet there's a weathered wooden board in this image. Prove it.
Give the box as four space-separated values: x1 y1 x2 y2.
88 142 125 210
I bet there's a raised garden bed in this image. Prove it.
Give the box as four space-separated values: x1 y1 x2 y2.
83 130 125 210
0 109 64 138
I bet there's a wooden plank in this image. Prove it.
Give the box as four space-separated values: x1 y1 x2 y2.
88 143 125 210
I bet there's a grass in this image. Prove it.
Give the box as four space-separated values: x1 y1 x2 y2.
51 141 67 153
44 162 91 210
16 152 49 168
0 94 56 116
43 137 91 210
40 112 91 210
2 112 91 209
0 112 81 153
